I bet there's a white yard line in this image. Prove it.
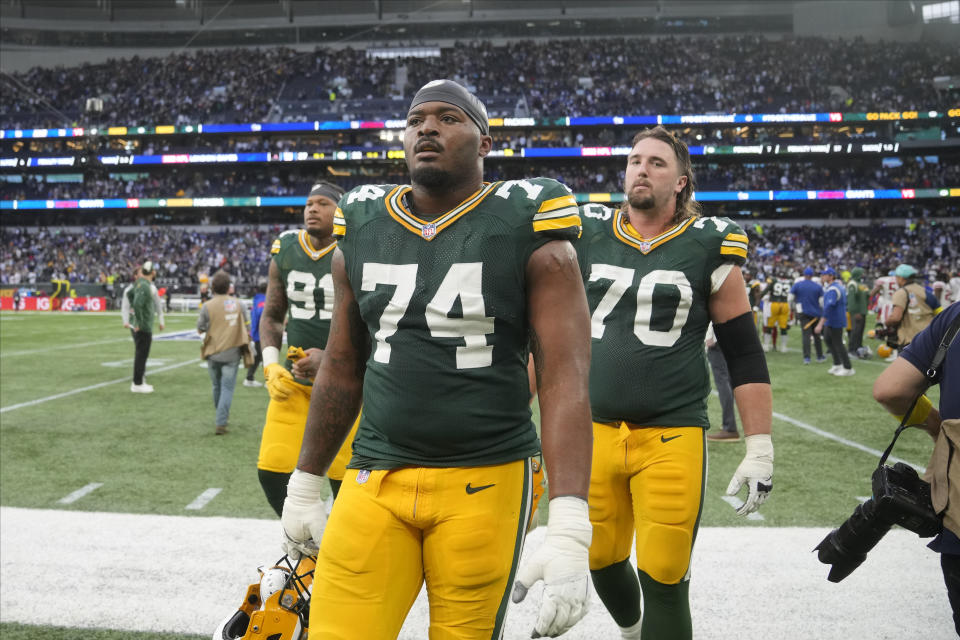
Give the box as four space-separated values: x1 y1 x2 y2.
709 391 926 472
57 483 104 504
0 507 951 639
772 410 925 473
1 336 131 357
0 358 202 413
185 488 222 511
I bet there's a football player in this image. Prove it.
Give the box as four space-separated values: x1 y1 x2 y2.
762 269 793 353
279 80 594 639
573 127 773 639
256 180 358 517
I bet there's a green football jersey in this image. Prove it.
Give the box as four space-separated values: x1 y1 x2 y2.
334 179 581 469
767 277 790 302
270 229 336 384
577 205 748 427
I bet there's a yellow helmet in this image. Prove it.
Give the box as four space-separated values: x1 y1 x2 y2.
213 554 314 640
867 329 876 339
877 344 893 358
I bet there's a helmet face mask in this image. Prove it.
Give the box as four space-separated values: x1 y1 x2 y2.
213 554 314 640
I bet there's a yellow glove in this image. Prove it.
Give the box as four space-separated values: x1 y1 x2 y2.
264 363 294 402
287 346 307 363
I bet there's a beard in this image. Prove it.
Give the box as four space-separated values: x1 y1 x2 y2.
626 191 656 210
411 165 457 192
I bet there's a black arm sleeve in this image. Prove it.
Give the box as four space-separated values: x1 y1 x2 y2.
714 311 771 387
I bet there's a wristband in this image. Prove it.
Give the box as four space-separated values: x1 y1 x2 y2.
895 394 933 426
263 345 280 368
744 433 773 459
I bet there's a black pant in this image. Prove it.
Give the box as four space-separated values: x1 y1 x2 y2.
246 340 263 381
848 313 865 354
824 326 851 369
799 313 823 360
707 345 737 433
943 552 960 636
132 330 153 385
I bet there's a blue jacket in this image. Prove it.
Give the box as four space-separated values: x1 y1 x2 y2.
790 278 823 316
250 292 266 342
822 281 847 328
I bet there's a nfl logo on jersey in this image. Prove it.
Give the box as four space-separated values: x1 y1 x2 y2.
422 223 437 239
639 241 652 254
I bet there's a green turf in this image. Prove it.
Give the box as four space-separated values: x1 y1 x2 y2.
1 310 938 530
0 623 205 640
0 310 943 639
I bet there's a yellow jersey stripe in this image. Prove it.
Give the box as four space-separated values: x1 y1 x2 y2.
725 232 749 244
534 205 579 221
720 246 748 258
386 183 499 241
332 224 346 237
538 194 577 213
297 230 337 260
532 214 582 233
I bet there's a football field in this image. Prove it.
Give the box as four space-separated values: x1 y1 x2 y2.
0 310 951 639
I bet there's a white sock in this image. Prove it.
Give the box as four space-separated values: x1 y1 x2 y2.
620 618 643 639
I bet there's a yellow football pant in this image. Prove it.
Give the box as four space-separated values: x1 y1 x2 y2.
765 301 790 330
310 460 533 639
588 422 705 584
256 378 358 481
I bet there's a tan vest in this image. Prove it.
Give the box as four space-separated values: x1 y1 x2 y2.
893 282 935 346
926 419 960 537
201 295 248 359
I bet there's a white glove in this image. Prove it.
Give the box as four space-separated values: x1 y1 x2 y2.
280 469 328 560
512 496 592 638
726 433 774 516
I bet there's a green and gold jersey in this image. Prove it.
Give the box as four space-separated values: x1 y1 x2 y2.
270 229 336 384
767 277 790 302
334 179 581 469
577 205 748 427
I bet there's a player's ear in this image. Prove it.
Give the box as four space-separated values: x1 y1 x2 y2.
478 134 493 158
675 174 688 194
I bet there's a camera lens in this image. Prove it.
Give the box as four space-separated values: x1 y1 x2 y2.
815 498 894 582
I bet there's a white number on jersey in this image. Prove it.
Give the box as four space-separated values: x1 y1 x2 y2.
582 203 612 221
286 270 334 320
346 184 386 204
693 216 730 233
589 265 693 348
362 262 495 369
495 179 545 201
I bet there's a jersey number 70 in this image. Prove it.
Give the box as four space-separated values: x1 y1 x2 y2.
589 264 692 348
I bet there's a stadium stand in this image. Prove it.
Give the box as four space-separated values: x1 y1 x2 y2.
0 0 957 299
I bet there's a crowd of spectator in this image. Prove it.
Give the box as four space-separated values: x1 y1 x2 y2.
0 225 275 293
3 35 957 129
745 221 960 283
2 216 957 294
3 155 956 201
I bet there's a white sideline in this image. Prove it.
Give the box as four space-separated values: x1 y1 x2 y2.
0 507 951 639
0 358 202 413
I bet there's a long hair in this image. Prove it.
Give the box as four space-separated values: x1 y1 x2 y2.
630 126 701 223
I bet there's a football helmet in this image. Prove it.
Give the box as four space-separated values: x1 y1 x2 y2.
213 554 314 640
876 343 893 359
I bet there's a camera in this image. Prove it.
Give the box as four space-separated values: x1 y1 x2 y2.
815 462 941 582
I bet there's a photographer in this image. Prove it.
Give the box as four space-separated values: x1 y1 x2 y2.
873 302 960 633
885 263 939 349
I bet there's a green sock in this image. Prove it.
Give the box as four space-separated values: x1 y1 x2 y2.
591 558 641 627
637 569 691 640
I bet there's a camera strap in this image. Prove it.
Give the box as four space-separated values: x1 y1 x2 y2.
878 312 960 469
